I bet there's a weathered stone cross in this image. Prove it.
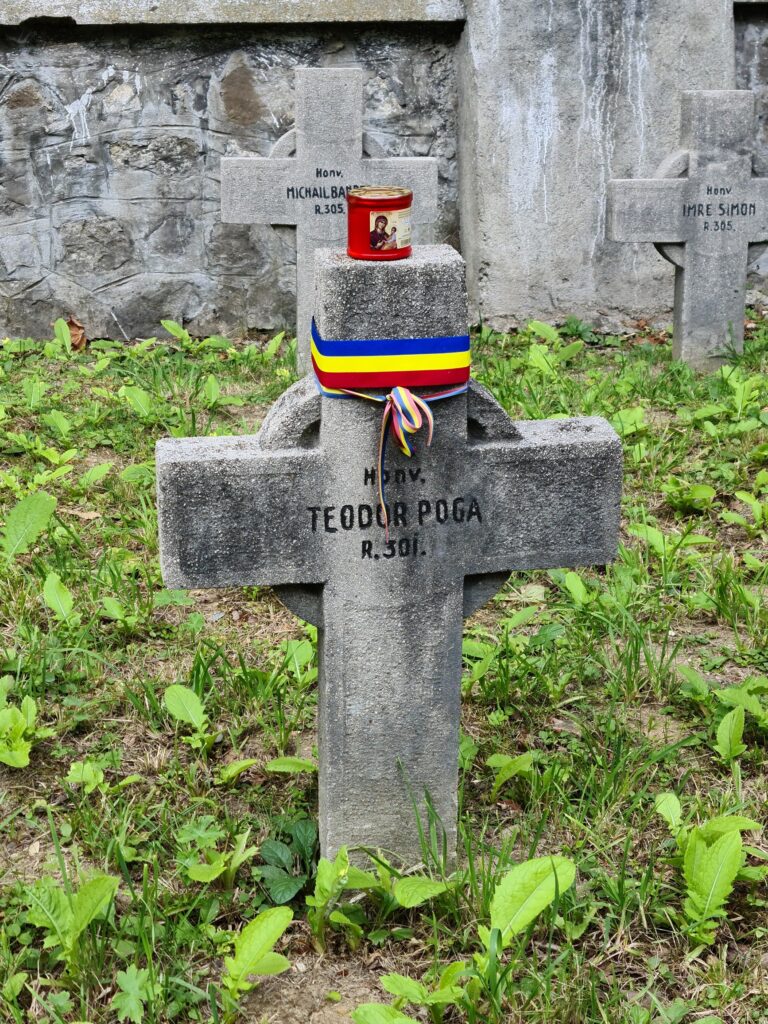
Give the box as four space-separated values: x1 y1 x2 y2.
607 91 768 370
157 246 622 865
221 67 438 371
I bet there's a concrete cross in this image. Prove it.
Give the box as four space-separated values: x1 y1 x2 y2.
221 67 438 371
157 247 622 865
607 91 768 370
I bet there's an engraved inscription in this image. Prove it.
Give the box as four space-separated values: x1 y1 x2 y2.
306 497 483 535
362 536 423 560
285 170 364 216
364 467 425 486
683 186 757 233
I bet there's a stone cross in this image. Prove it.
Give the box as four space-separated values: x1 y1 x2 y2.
156 246 622 865
221 67 438 371
607 91 768 370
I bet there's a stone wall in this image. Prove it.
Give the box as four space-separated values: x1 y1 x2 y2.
3 3 768 340
0 22 460 339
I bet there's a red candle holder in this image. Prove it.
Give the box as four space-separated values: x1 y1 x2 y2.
347 187 413 261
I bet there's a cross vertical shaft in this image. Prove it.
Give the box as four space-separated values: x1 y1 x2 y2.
313 387 469 862
318 582 464 860
673 249 750 363
295 68 363 161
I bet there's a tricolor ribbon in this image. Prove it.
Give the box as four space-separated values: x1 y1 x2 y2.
311 317 468 536
311 317 470 390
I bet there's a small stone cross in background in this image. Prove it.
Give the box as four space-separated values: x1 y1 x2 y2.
608 91 768 370
221 67 438 370
157 246 622 865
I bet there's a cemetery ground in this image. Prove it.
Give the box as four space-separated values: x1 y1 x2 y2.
0 317 766 1024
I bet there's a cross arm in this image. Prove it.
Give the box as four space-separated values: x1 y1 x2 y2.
221 157 298 225
607 179 687 243
464 417 622 575
362 158 439 222
156 436 327 588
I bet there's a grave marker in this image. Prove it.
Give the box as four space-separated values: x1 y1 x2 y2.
607 91 768 370
156 246 622 864
221 67 438 370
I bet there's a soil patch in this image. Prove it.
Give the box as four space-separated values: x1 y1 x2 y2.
244 952 399 1023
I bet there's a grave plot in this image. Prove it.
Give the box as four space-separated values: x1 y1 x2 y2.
608 91 768 371
0 300 766 1021
221 68 438 370
157 247 622 863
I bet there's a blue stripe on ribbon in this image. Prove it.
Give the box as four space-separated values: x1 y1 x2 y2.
311 376 374 400
311 318 470 357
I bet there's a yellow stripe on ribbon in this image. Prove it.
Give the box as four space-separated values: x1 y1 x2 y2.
310 340 470 374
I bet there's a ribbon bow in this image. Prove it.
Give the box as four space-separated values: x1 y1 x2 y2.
376 387 435 539
381 386 435 459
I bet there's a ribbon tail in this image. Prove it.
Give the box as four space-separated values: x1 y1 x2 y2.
378 402 392 542
413 394 435 446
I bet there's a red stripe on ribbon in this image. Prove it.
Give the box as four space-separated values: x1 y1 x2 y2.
311 355 470 389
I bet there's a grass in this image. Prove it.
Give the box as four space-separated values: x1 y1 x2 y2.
0 315 766 1024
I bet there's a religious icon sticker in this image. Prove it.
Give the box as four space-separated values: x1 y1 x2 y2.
347 186 413 260
369 208 412 252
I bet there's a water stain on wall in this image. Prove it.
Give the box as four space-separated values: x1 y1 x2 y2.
220 59 264 125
